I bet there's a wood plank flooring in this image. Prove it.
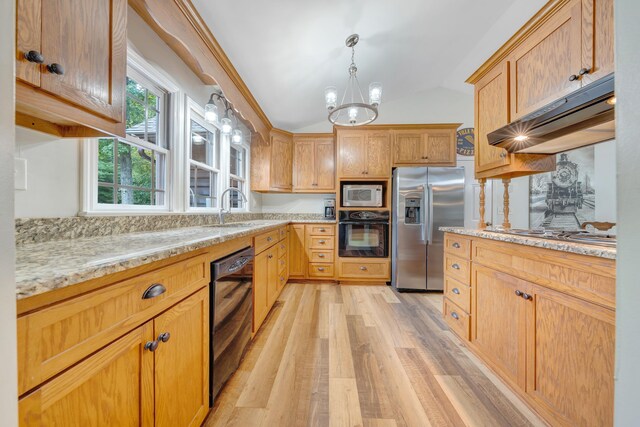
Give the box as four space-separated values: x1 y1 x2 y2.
204 283 546 427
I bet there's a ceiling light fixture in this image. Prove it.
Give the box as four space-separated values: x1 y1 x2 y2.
514 135 529 142
205 90 241 137
325 34 382 126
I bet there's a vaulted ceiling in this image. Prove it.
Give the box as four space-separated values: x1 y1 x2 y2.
192 0 547 131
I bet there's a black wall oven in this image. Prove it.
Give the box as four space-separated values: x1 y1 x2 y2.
338 210 390 257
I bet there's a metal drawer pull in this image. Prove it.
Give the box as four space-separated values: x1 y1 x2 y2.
452 242 461 248
452 288 460 295
318 254 325 258
319 228 326 232
158 332 170 343
145 340 159 352
267 236 273 242
451 312 459 320
360 266 367 271
268 254 273 259
142 283 166 299
280 276 285 281
515 290 523 297
318 267 325 272
319 240 326 244
451 263 460 270
522 293 533 301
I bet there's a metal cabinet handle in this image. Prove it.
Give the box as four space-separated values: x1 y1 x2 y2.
522 293 533 301
142 283 166 299
24 50 44 64
569 74 579 82
451 263 460 270
267 236 273 242
158 332 170 343
318 253 325 258
268 254 273 259
452 288 460 295
319 240 326 244
360 266 368 271
145 340 159 352
319 228 326 232
579 67 591 76
451 312 459 320
452 242 461 249
500 152 507 159
280 276 285 282
515 290 523 297
318 267 325 272
46 63 64 75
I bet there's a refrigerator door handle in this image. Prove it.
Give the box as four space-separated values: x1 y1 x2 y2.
418 185 426 242
427 184 434 244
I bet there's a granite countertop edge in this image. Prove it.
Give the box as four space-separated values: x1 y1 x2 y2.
16 219 337 301
440 227 616 260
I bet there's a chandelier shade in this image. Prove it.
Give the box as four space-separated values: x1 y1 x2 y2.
325 34 382 126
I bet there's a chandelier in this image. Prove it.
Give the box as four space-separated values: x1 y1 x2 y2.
325 34 382 126
204 89 244 143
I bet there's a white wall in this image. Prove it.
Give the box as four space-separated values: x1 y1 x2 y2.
1 0 18 423
614 0 640 424
261 193 333 214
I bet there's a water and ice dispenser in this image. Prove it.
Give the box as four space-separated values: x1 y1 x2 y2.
404 197 422 224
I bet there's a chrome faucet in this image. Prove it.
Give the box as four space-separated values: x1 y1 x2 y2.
219 187 248 224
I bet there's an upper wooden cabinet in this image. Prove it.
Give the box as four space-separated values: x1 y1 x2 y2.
16 0 126 137
468 0 613 179
293 135 335 192
251 129 294 192
336 129 391 179
392 125 459 166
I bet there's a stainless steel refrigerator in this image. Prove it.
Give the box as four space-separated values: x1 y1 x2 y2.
392 167 465 291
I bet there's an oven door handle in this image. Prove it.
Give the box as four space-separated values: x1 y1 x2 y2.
339 221 389 225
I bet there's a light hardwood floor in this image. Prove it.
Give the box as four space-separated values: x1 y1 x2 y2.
204 283 546 427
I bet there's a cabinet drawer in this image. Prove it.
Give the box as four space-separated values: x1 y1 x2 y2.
307 224 335 236
254 230 280 254
444 254 470 284
444 277 471 314
443 298 470 341
278 256 287 275
17 254 208 395
338 259 390 280
278 227 287 241
444 234 471 259
309 250 334 263
308 263 335 278
307 236 335 250
278 237 288 260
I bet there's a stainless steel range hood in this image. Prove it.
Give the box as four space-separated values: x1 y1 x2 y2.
488 73 615 154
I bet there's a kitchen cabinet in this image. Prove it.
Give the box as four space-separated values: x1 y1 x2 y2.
19 286 210 427
392 127 458 166
337 129 391 178
251 129 293 192
289 225 307 278
305 224 336 279
581 0 614 84
337 258 390 281
443 232 616 427
293 135 335 192
16 0 126 137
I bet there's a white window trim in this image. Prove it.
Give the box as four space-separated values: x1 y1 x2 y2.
81 48 182 215
185 97 223 212
228 141 250 212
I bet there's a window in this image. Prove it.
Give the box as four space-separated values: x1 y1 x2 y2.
229 143 247 209
84 52 178 214
186 100 220 209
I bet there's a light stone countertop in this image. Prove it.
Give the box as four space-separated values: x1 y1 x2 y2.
16 219 335 300
440 227 616 260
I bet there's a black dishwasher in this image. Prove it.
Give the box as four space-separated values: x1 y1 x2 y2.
210 246 254 407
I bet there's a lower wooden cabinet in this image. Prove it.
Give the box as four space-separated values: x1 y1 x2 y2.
289 224 306 278
19 287 209 427
253 227 288 333
337 258 390 280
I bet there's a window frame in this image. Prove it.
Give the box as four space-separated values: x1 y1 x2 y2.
228 140 250 211
185 97 222 212
81 49 180 215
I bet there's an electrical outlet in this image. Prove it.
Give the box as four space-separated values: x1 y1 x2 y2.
15 157 27 190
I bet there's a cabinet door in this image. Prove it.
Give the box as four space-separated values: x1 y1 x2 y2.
253 250 269 330
16 0 41 87
526 285 614 426
472 265 528 389
365 131 391 178
293 139 315 190
289 225 307 278
581 0 614 84
19 323 154 426
424 129 456 165
475 62 511 173
510 0 583 120
315 138 335 191
154 288 209 427
337 132 367 178
270 133 293 190
393 131 426 164
40 0 126 122
266 247 279 308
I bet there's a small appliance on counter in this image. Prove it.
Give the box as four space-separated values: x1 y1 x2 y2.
342 184 383 207
338 210 389 257
324 198 336 220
